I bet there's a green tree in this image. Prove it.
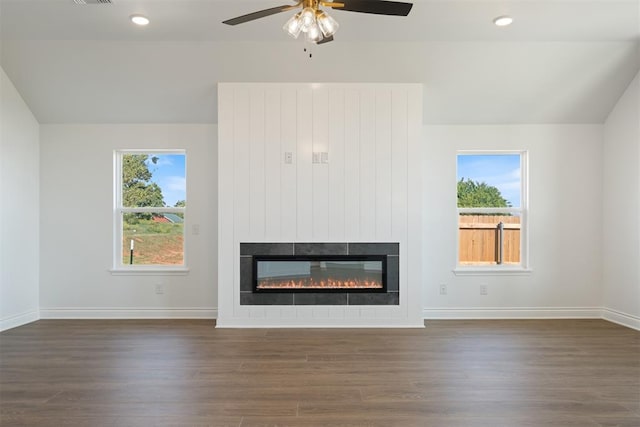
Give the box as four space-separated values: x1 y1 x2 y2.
173 200 186 219
122 154 164 208
457 178 511 208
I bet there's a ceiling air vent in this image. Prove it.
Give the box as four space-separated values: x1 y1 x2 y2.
74 0 112 4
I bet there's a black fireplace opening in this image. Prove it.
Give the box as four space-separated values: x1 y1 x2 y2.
253 255 387 293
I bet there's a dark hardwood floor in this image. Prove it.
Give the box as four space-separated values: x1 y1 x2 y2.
1 319 638 426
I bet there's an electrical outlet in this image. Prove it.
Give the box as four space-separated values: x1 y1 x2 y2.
155 284 164 295
439 284 447 295
192 224 200 235
480 284 488 295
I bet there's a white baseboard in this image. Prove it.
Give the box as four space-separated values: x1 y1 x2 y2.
602 308 640 331
423 307 602 319
40 307 217 319
1 309 39 332
215 318 425 328
19 306 640 332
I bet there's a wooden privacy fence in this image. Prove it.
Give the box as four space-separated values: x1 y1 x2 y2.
459 215 521 265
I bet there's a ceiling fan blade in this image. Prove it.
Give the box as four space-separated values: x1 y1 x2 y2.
317 35 334 45
330 0 413 16
223 4 298 26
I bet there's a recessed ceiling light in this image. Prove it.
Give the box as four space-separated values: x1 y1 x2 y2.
130 15 150 26
493 15 513 27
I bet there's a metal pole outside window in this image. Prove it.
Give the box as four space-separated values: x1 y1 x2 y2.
497 222 504 265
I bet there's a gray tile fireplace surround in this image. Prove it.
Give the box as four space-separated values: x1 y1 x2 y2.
240 243 399 306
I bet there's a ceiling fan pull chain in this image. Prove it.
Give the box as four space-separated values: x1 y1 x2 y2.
303 47 313 59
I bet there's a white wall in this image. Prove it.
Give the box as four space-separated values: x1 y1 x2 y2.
218 83 424 327
423 125 604 318
6 80 632 326
39 124 217 318
0 66 40 331
602 71 640 330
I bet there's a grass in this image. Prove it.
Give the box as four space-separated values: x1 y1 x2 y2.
122 218 184 265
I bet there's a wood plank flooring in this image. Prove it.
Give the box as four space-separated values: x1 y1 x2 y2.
1 319 638 426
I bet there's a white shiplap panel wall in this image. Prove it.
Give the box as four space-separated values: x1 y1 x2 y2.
391 89 408 240
265 88 282 240
233 88 251 244
375 89 393 240
359 88 376 239
218 83 423 327
249 89 266 238
280 88 297 241
296 88 313 240
344 89 361 241
328 89 346 240
312 87 329 241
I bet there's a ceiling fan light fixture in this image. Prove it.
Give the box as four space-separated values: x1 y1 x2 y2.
300 7 316 31
316 11 339 37
225 0 414 45
284 12 303 38
305 21 324 43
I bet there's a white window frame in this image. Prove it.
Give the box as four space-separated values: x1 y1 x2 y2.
454 150 531 276
111 149 188 275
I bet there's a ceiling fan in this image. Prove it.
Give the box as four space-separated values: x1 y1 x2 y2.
223 0 413 45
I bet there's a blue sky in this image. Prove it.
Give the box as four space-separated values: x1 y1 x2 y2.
457 154 521 207
146 154 186 207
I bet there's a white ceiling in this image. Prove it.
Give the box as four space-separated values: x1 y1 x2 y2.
1 0 638 124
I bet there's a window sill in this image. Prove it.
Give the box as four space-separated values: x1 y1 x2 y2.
110 268 190 276
453 267 532 276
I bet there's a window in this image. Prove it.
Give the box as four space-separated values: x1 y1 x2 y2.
456 152 528 272
114 150 186 271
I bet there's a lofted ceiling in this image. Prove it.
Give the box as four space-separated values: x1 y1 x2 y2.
0 0 638 124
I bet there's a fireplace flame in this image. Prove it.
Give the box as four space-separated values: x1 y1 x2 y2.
257 278 383 290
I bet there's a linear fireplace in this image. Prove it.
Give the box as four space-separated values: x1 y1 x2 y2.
240 242 399 306
253 255 386 293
